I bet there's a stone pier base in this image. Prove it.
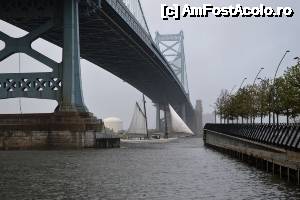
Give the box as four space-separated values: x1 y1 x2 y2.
0 112 119 150
0 130 97 150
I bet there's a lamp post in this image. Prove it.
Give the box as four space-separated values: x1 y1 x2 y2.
251 67 264 124
272 50 290 124
239 77 247 90
274 50 290 80
238 77 247 124
257 77 273 124
257 77 264 124
253 67 264 85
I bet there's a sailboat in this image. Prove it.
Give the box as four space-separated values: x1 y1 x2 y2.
126 93 194 140
167 104 194 137
126 101 148 139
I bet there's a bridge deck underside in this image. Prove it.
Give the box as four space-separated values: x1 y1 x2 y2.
0 1 189 107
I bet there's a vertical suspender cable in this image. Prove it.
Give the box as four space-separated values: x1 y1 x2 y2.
18 53 22 114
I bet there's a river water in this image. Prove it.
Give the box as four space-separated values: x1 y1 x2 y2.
0 137 300 200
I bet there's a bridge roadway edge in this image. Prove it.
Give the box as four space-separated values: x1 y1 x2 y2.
203 129 300 185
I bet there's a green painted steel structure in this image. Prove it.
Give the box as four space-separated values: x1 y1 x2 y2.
0 0 196 129
0 0 88 112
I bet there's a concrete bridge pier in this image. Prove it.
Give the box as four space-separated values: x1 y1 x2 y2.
155 103 161 132
154 103 170 138
163 104 172 139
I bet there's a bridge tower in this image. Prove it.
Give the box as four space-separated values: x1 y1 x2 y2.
155 31 189 96
155 31 191 132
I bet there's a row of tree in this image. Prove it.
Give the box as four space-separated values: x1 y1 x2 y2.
215 61 300 124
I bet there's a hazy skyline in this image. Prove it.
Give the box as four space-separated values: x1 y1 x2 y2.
0 0 299 129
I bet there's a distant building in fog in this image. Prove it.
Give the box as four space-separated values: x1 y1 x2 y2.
195 100 203 134
103 117 123 133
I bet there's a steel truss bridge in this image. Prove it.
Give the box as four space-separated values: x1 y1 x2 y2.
0 0 196 130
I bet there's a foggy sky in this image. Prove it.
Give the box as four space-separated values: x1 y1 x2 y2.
0 0 299 129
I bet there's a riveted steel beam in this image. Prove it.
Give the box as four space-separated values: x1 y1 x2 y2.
0 72 61 100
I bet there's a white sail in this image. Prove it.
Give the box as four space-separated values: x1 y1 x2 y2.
127 102 147 136
169 104 194 135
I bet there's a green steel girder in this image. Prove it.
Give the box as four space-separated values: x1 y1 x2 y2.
0 72 61 100
0 20 60 74
0 19 62 101
0 0 88 112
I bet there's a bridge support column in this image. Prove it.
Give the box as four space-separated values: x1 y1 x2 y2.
59 0 87 112
163 104 170 139
155 104 161 132
181 103 187 123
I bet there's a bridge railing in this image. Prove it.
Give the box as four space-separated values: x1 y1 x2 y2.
121 0 150 34
204 123 300 151
106 0 150 35
105 0 152 45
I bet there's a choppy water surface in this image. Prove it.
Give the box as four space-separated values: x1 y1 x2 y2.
1 138 300 200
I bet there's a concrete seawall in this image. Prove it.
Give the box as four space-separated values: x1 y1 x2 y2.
0 131 97 150
0 112 120 150
204 125 300 185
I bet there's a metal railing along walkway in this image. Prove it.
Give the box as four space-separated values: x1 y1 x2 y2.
204 124 300 151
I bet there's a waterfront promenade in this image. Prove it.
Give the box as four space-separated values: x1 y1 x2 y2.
204 124 300 185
